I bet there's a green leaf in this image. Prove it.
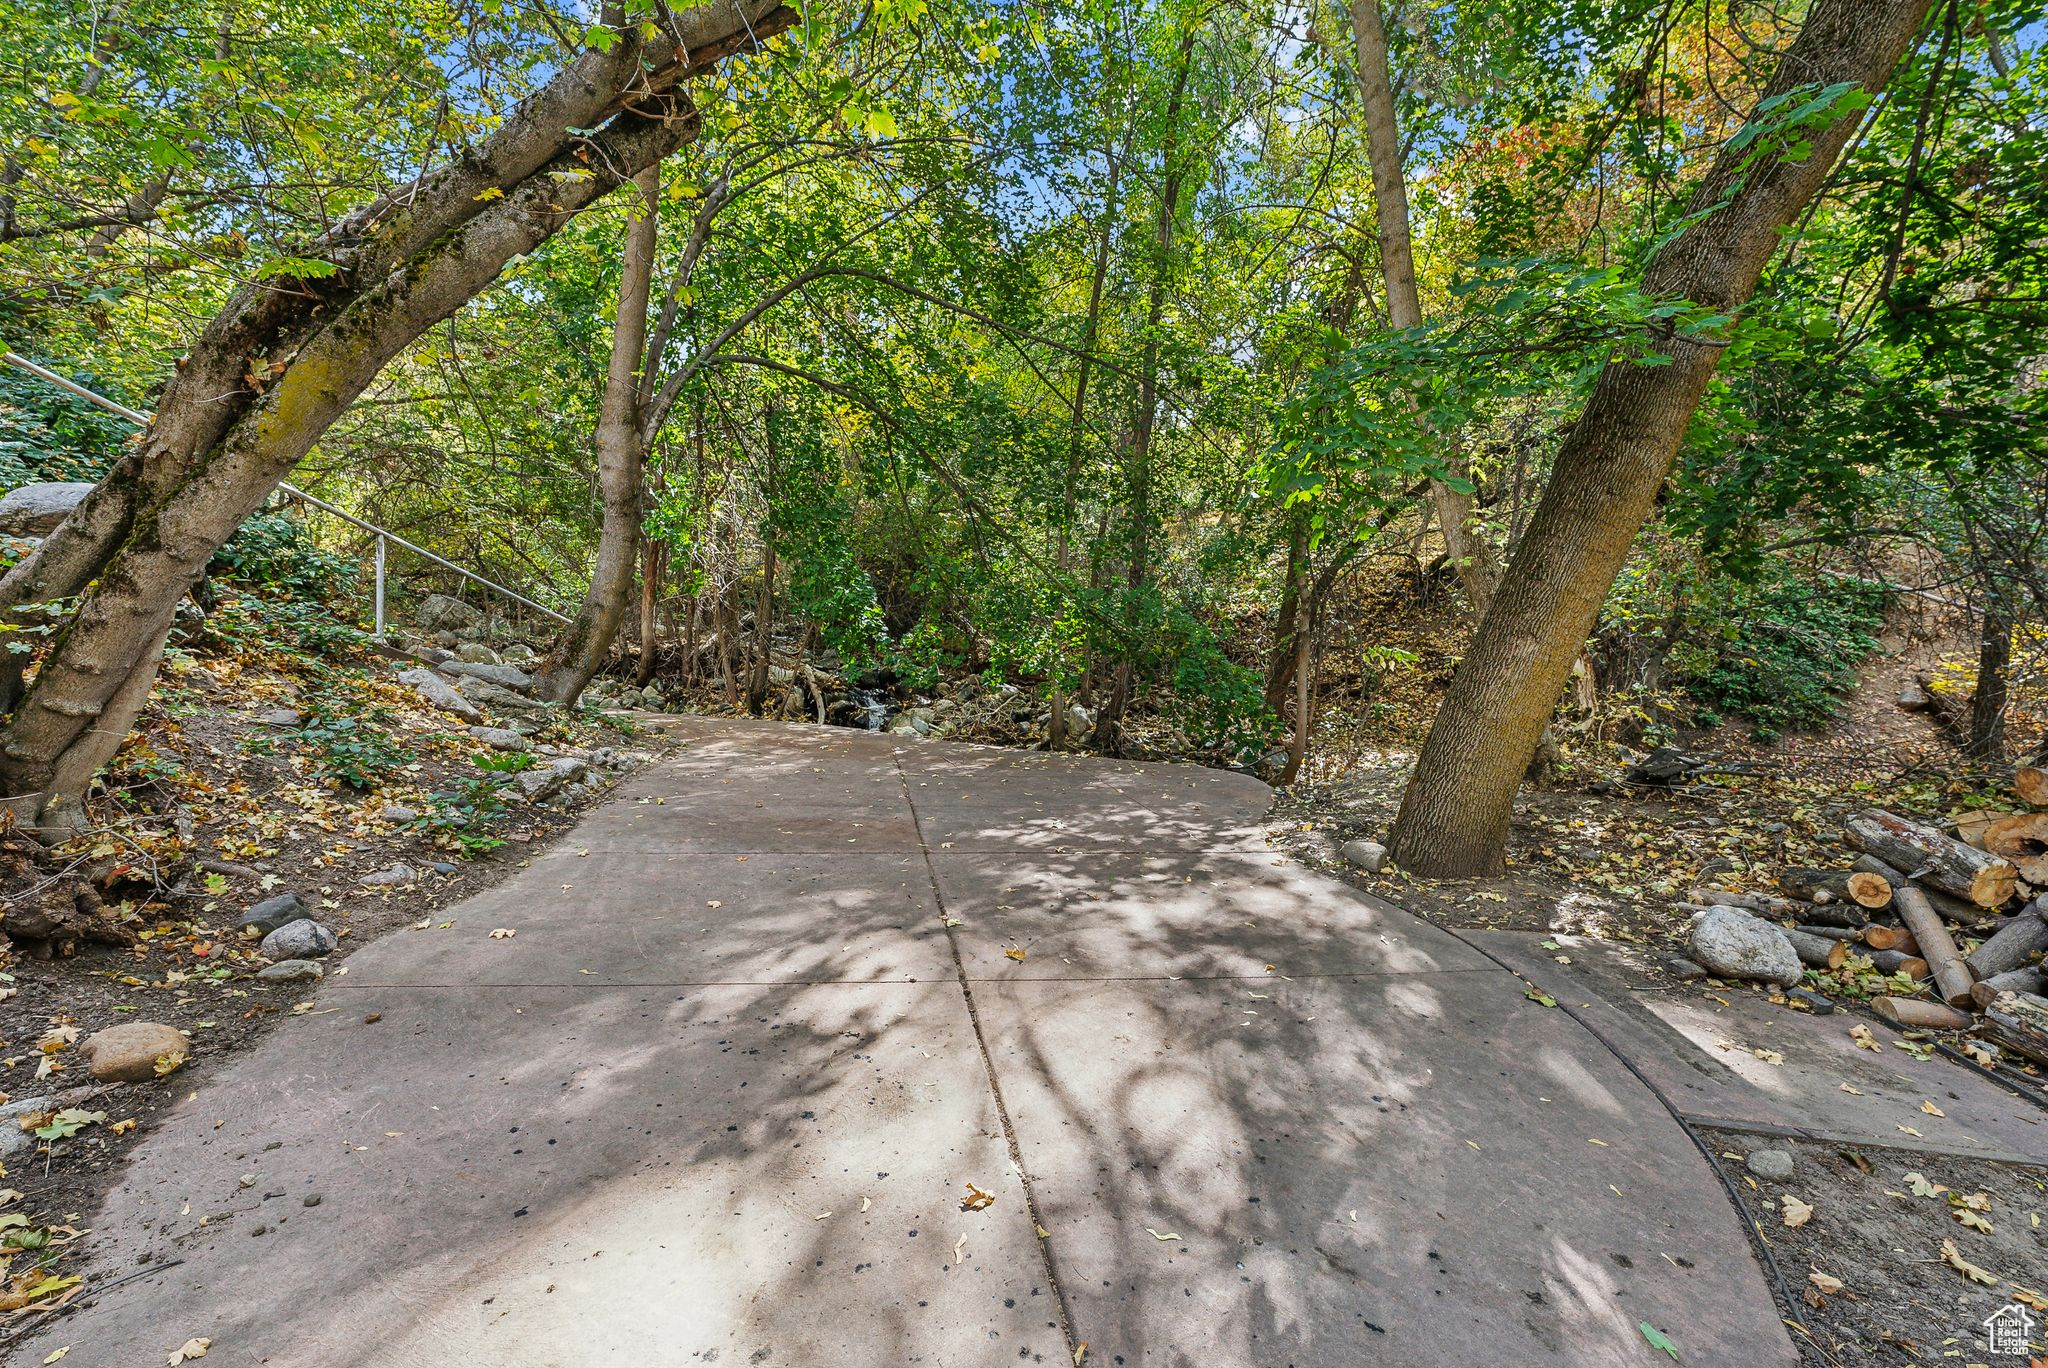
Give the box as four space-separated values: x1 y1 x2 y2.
1639 1322 1679 1362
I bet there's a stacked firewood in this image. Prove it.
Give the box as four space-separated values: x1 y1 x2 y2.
1691 798 2048 1069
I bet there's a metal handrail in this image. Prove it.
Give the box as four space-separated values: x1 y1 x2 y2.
2 350 570 630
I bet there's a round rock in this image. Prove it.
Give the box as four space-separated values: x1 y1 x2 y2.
82 1021 189 1082
261 920 338 960
1746 1149 1796 1182
1686 907 1802 986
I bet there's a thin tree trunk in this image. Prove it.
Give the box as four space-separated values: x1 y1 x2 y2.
535 164 660 706
634 534 664 688
1967 598 2009 763
1265 512 1310 715
1051 124 1124 752
0 4 791 829
1391 0 1931 876
1349 0 1499 620
1096 26 1195 754
1279 597 1314 785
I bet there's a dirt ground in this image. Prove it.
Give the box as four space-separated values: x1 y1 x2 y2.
1702 1129 2048 1366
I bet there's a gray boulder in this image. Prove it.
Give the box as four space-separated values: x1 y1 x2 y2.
455 674 546 713
455 642 501 664
516 768 564 802
378 804 417 824
1686 908 1802 986
549 755 589 785
256 707 303 729
360 863 418 887
468 726 530 752
260 920 337 960
240 893 310 937
0 481 93 536
1341 839 1391 874
256 959 324 983
442 660 534 691
399 667 483 723
414 593 482 632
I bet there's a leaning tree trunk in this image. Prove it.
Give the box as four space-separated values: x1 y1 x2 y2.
1349 0 1498 620
0 3 794 831
534 165 661 707
1390 0 1932 876
1966 598 2010 763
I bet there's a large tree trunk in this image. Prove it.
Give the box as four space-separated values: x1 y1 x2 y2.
1349 0 1498 620
534 165 661 706
0 3 794 830
1390 0 1932 876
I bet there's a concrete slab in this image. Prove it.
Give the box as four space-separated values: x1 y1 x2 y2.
902 747 1272 853
22 719 1806 1368
929 851 1490 980
342 850 948 986
29 983 1061 1367
1470 931 2048 1164
971 970 1797 1367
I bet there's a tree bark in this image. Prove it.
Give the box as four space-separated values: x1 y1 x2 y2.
634 533 664 689
1348 0 1498 619
1895 885 1975 1007
0 3 794 829
1391 0 1932 875
534 164 661 706
1966 599 2010 763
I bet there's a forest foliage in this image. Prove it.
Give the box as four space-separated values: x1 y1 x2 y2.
1 0 2043 779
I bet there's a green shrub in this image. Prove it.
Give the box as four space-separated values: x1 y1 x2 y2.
1669 575 1884 738
298 688 406 790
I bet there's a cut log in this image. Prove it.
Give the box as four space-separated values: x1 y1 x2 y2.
2016 764 2048 807
1953 809 1998 850
1894 886 1976 1008
1783 928 1849 971
1983 813 2048 886
1843 809 2017 908
1776 867 1893 910
1797 925 1862 942
1872 996 1973 1030
1978 990 2048 1067
1850 852 1910 892
1863 949 1930 980
1969 969 2046 1011
1921 884 2006 929
1962 903 2048 979
1860 925 1917 953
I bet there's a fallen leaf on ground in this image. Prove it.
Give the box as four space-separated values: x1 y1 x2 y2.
168 1340 210 1365
1849 1024 1881 1051
1838 1083 1863 1095
1145 1228 1181 1241
1807 1269 1843 1295
1940 1238 1998 1285
1003 947 1027 961
488 928 515 939
1906 1172 1947 1198
1525 987 1557 1008
961 1184 995 1212
1638 1321 1680 1361
1780 1195 1814 1228
1920 1100 1944 1117
43 1351 68 1365
1752 1049 1784 1065
1897 1125 1923 1137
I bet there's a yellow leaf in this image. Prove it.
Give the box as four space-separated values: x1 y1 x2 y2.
168 1338 211 1365
1780 1195 1814 1228
1003 947 1027 961
1920 1100 1944 1117
44 1350 69 1364
1849 1024 1882 1051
